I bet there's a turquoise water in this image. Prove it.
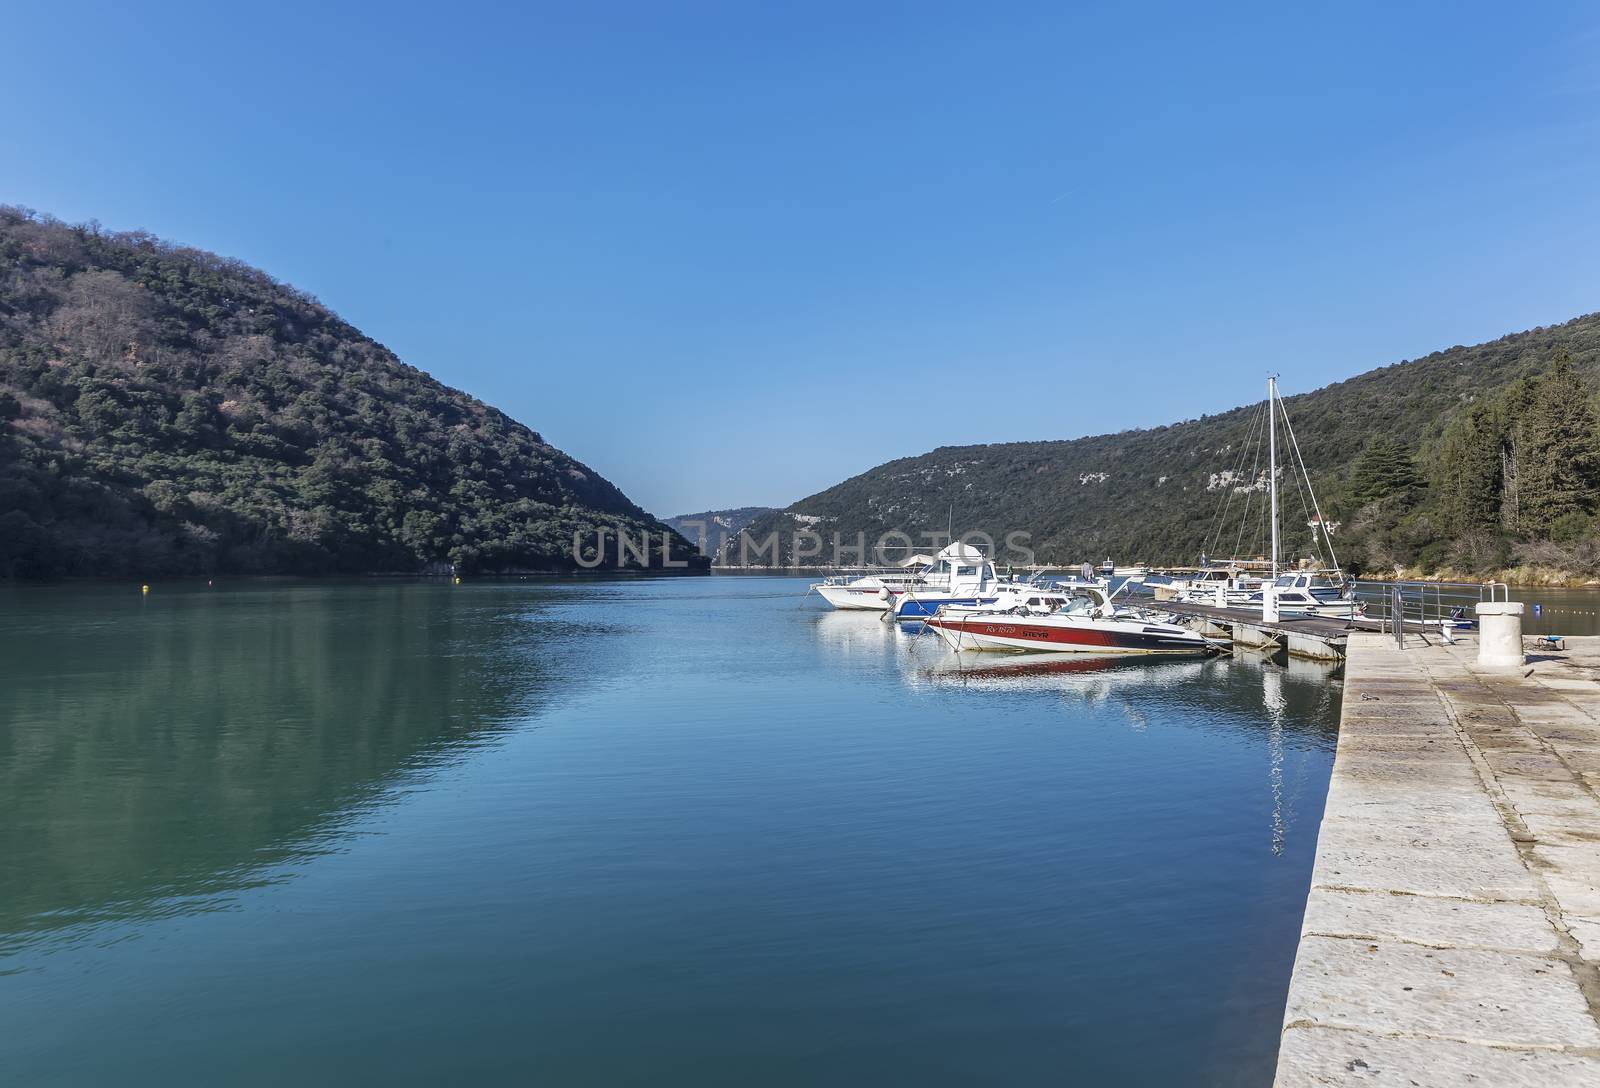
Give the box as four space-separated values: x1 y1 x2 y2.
0 576 1339 1085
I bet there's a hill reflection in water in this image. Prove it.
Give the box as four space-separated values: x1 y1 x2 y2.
0 581 592 954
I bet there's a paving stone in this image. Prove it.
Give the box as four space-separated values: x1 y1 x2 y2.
1328 760 1484 791
1566 916 1600 962
1465 731 1545 752
1483 750 1583 782
1535 856 1600 918
1319 815 1510 844
1308 839 1541 901
1300 888 1558 953
1320 798 1507 837
1275 1025 1600 1087
1337 734 1463 755
1283 936 1600 1047
1335 751 1482 774
1335 718 1459 740
1517 810 1600 846
1498 780 1598 819
1553 748 1600 773
1275 635 1600 1086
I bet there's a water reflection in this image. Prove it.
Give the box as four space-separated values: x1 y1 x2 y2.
0 583 586 956
0 578 1345 1087
810 608 902 657
909 649 1209 691
827 618 1345 859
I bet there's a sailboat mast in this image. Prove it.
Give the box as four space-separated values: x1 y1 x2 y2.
1268 376 1279 578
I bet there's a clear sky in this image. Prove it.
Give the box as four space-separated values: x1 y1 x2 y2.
4 2 1599 516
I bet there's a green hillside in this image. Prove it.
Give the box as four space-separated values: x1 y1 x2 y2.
724 314 1600 577
0 208 703 577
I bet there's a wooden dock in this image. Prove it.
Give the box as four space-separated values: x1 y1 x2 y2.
1156 600 1355 660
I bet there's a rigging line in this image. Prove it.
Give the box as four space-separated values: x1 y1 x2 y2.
1219 401 1265 556
1281 405 1317 562
1231 405 1263 562
1257 439 1270 562
1232 398 1267 561
1277 395 1343 574
1209 401 1260 553
1255 387 1275 562
1205 400 1265 560
1288 465 1316 564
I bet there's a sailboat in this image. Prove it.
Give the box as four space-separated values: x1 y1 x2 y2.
1184 377 1356 624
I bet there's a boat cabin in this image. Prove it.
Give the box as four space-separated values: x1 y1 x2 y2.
918 543 997 590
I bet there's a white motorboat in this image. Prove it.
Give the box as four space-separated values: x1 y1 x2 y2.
812 569 926 611
924 589 1220 655
1154 564 1268 604
934 582 1076 616
814 542 1009 614
890 543 1010 619
1239 572 1364 619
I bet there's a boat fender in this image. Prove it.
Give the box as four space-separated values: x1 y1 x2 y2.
878 587 891 601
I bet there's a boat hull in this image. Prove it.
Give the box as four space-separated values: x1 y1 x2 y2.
814 584 897 611
925 614 1212 654
894 595 999 619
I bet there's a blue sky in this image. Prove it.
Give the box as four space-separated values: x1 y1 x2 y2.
5 2 1599 516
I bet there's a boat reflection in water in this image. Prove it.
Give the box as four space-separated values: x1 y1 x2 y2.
907 649 1212 701
818 617 1347 866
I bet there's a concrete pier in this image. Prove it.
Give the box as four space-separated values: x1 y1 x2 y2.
1234 621 1287 651
1274 632 1600 1085
1160 600 1350 660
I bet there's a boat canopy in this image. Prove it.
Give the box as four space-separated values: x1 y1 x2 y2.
933 541 989 563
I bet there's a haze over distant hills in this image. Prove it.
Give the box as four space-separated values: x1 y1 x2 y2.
662 507 775 555
0 208 702 577
721 312 1600 577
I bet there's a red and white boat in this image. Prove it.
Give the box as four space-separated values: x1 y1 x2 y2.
924 591 1218 656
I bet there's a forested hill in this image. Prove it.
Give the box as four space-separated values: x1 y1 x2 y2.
724 312 1600 577
0 208 703 577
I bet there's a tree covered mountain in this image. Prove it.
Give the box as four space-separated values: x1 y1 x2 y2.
722 313 1600 578
0 207 703 577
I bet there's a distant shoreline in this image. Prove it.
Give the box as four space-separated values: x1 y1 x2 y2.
0 567 711 586
710 564 1600 589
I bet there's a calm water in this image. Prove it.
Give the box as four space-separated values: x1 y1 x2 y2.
0 576 1341 1086
1510 586 1600 636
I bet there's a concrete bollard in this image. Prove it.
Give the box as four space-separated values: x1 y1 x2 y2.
1475 601 1525 669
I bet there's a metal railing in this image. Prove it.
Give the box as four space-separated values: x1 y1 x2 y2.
1351 579 1500 647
